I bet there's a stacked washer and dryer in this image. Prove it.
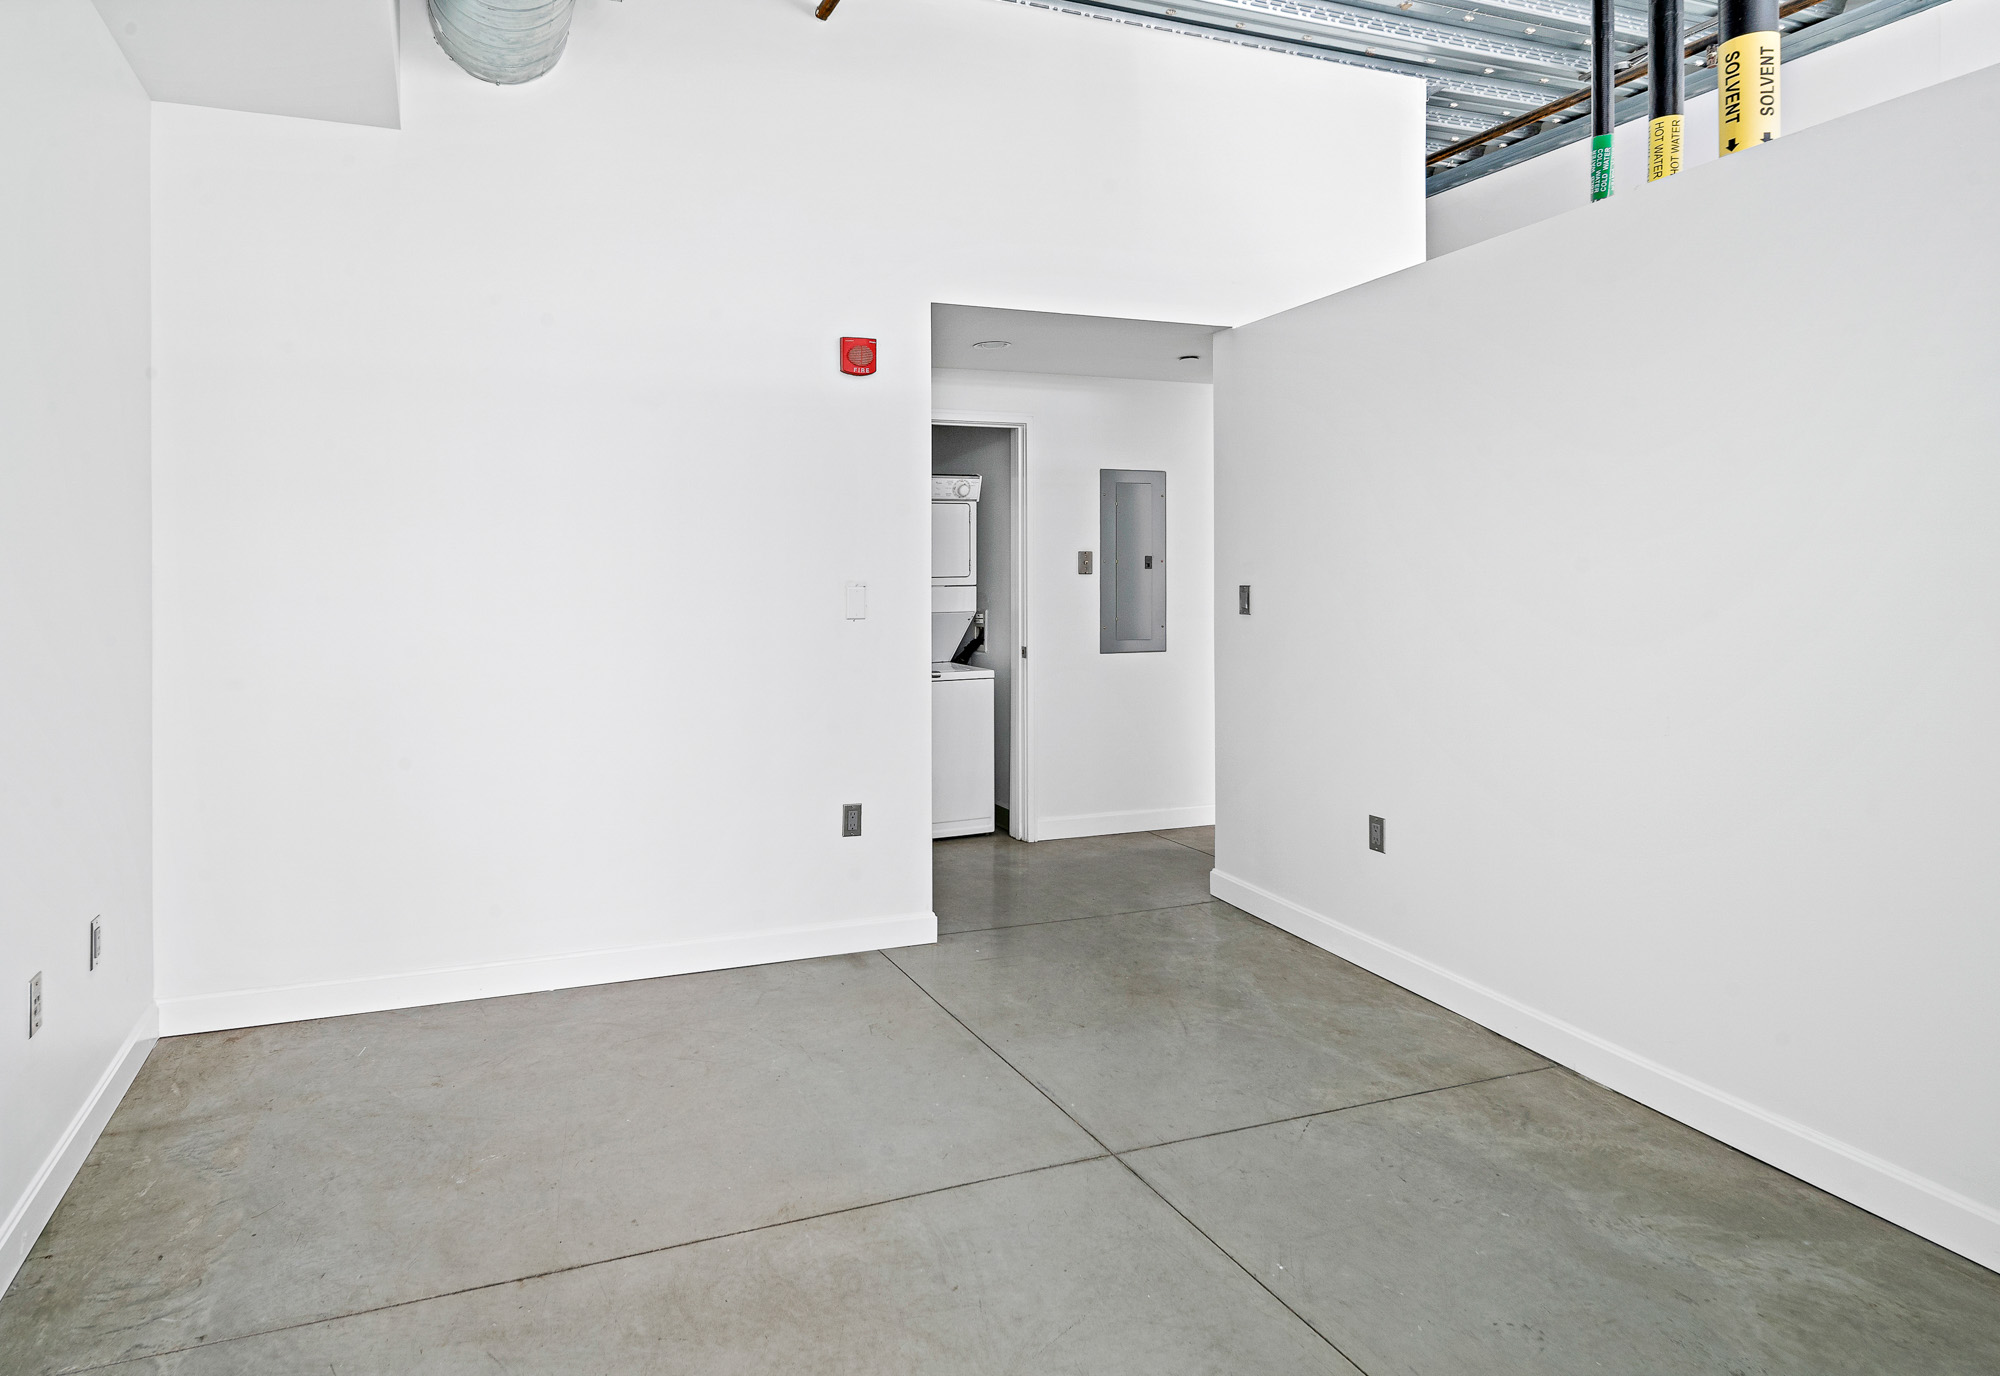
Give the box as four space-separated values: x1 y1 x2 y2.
931 475 996 838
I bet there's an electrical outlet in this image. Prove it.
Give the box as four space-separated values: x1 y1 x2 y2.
1239 584 1252 615
28 972 42 1038
90 916 102 971
842 803 863 837
1368 816 1385 853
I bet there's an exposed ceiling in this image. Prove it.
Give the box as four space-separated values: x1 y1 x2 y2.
932 305 1222 383
1004 0 1887 187
83 0 1915 178
90 0 401 128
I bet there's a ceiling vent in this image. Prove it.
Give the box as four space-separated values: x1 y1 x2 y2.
427 0 575 84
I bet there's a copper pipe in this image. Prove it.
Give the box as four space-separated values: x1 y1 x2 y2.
816 0 842 18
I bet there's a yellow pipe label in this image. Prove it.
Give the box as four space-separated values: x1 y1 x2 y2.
1718 32 1780 155
1648 114 1683 181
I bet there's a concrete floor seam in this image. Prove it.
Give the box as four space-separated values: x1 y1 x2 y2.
1117 1062 1558 1157
1099 1150 1369 1375
48 1150 1118 1376
940 897 1227 937
1148 831 1217 856
876 947 1372 1374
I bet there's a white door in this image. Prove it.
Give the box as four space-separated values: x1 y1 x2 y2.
931 501 975 584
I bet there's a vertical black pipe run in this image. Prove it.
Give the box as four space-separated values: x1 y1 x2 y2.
1648 0 1684 180
1718 0 1781 156
1591 0 1615 200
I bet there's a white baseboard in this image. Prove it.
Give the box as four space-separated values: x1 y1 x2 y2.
1035 804 1214 842
2 1004 158 1299
1210 868 2000 1275
157 911 938 1037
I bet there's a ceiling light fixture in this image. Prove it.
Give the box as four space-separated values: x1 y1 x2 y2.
971 340 1011 349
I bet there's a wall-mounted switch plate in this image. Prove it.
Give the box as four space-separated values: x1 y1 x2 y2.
28 972 42 1038
842 803 863 837
90 917 102 971
1368 816 1385 853
1239 585 1252 615
843 581 867 619
1078 551 1093 575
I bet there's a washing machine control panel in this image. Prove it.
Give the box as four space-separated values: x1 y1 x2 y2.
931 475 982 501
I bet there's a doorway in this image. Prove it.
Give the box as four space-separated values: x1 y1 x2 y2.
931 421 1026 838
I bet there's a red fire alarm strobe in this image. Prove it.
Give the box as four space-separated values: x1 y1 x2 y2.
840 337 877 376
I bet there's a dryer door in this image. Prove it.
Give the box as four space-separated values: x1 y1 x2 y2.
931 500 976 584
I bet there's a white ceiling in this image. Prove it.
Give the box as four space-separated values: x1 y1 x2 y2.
91 0 401 128
931 304 1223 384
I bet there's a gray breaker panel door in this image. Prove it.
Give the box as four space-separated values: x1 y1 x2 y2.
1099 468 1166 653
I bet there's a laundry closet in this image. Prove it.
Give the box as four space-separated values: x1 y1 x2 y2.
931 426 1014 838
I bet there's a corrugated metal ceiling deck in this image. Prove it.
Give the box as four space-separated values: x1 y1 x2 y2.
997 0 1901 189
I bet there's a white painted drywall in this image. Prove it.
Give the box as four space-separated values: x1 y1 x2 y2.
934 370 1214 840
151 0 1418 1034
91 0 401 129
1216 66 2000 1270
1428 0 2000 257
0 0 155 1298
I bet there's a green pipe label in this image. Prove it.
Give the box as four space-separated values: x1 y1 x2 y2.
1648 114 1682 181
1719 32 1781 155
1591 134 1614 201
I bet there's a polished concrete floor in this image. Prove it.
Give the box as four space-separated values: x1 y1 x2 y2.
5 826 1999 1373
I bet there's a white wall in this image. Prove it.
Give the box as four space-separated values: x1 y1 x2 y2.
1428 0 2000 257
152 0 1419 1034
0 0 154 1297
934 370 1214 840
1216 66 2000 1270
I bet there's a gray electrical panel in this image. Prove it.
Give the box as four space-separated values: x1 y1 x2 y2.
1099 469 1166 654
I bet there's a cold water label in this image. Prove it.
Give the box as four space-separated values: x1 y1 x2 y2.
1591 134 1614 201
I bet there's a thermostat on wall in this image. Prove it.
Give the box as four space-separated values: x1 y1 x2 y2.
841 337 877 376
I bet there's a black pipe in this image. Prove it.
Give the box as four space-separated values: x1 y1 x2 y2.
1718 0 1781 156
1648 0 1684 180
1591 0 1615 200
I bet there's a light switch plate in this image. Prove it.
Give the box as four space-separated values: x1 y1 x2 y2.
1239 585 1252 615
1078 551 1093 575
843 581 867 619
90 916 102 971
